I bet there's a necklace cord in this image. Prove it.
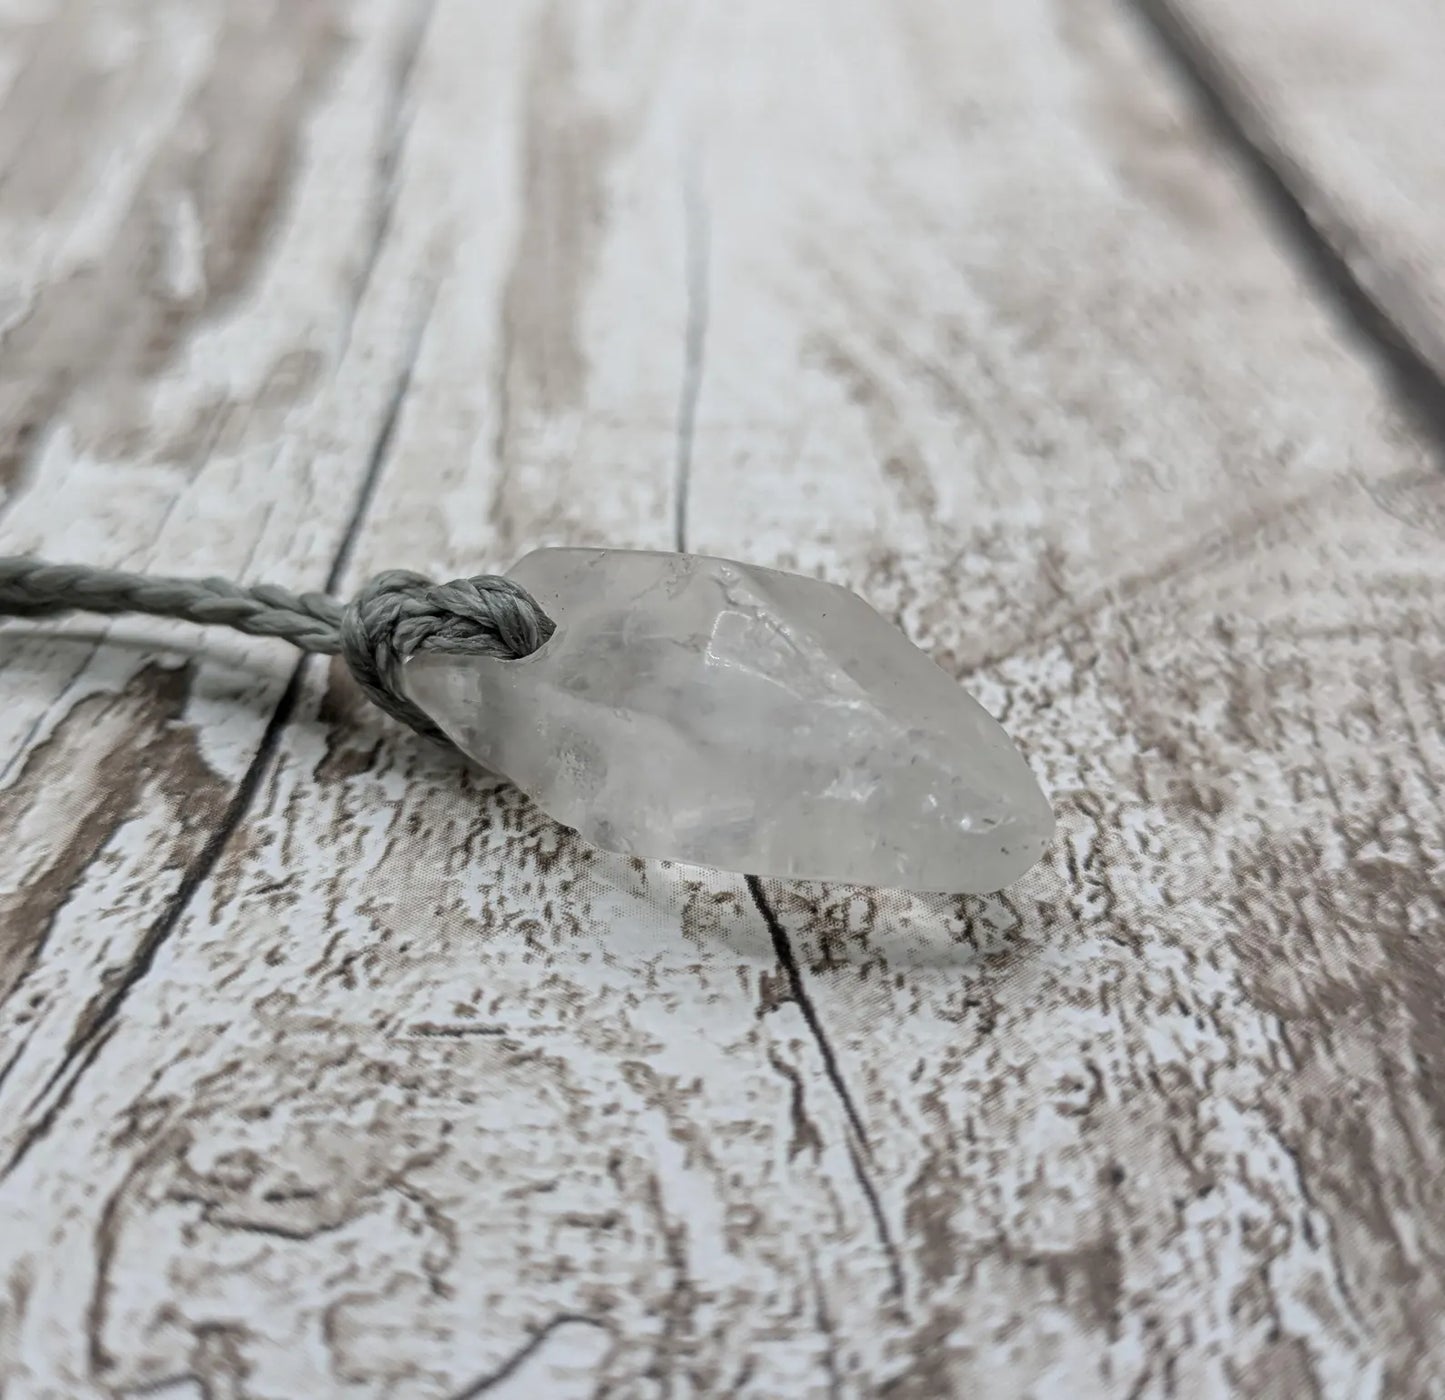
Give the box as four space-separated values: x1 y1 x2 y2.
0 556 555 745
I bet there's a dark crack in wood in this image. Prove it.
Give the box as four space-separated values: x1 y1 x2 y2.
1126 0 1445 464
747 875 906 1301
672 153 710 553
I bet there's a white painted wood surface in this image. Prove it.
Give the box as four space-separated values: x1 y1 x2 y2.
0 1 1442 1396
1142 0 1445 389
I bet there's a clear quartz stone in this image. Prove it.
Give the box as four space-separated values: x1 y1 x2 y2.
403 548 1054 893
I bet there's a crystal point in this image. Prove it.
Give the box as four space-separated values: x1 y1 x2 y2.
403 549 1054 893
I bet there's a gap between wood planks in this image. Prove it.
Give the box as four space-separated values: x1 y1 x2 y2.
0 0 443 1179
1126 0 1445 464
1 286 438 1181
672 149 711 554
747 876 908 1303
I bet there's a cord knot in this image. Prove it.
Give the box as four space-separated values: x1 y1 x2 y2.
340 570 556 744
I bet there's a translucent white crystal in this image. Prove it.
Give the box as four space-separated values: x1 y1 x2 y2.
403 548 1054 893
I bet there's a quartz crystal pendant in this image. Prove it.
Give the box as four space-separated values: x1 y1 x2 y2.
403 549 1054 893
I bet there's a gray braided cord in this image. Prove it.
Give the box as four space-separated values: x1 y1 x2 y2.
338 569 555 744
0 558 345 649
0 555 555 745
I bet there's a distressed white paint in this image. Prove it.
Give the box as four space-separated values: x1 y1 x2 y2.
0 1 1442 1396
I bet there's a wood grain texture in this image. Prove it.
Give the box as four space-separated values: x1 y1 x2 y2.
0 1 1442 1397
0 0 435 1181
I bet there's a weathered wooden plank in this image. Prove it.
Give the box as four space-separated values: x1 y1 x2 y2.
0 0 431 1221
4 7 911 1395
1 0 1443 1398
1133 0 1445 404
688 1 1445 1395
682 2 1445 1398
